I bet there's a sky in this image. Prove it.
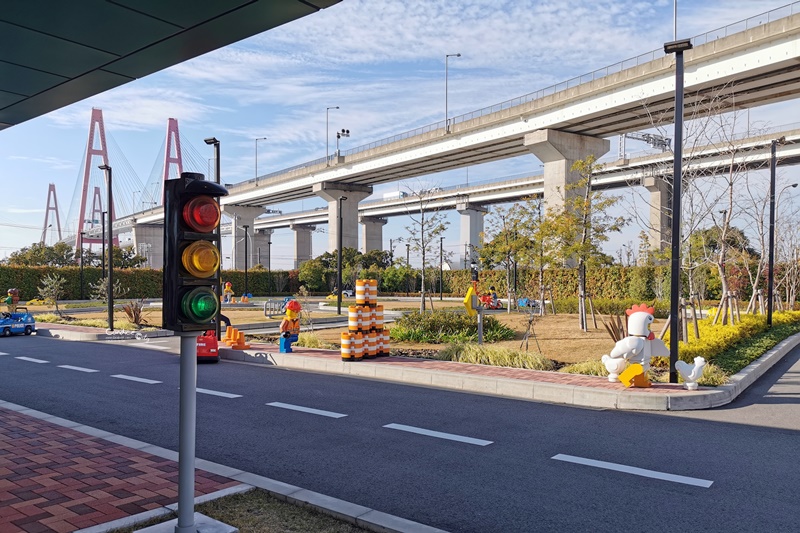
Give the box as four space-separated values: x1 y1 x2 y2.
2 0 799 269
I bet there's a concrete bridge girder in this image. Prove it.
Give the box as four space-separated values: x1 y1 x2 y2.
131 224 164 269
359 216 387 253
222 205 266 270
456 202 487 256
290 224 316 269
313 182 373 253
524 129 611 213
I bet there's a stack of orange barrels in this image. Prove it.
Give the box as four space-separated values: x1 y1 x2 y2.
341 279 390 361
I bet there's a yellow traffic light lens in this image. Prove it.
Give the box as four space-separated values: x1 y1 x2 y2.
183 196 220 232
181 287 218 323
182 241 220 277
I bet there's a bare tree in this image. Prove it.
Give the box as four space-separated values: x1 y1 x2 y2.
403 185 449 311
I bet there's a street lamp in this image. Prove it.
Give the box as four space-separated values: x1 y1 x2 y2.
336 129 350 157
98 164 114 331
267 239 272 295
445 53 461 133
242 224 249 297
439 236 445 300
255 137 267 180
664 37 692 383
337 196 347 315
79 232 85 300
98 212 106 277
767 135 793 326
204 136 222 340
326 106 339 165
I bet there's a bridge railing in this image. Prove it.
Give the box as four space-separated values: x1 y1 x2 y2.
239 1 800 190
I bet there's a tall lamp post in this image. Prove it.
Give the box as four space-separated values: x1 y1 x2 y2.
337 195 347 315
79 232 85 300
267 238 272 295
98 165 114 331
255 137 267 180
101 211 107 278
326 106 339 165
242 224 249 297
204 137 222 341
664 38 693 383
767 138 795 326
439 236 445 300
445 53 461 133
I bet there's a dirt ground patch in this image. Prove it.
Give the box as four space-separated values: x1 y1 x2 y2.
30 301 659 365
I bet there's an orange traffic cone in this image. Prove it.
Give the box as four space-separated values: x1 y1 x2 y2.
231 330 250 350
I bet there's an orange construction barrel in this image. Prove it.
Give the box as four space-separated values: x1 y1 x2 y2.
340 332 353 361
356 280 367 305
348 306 360 332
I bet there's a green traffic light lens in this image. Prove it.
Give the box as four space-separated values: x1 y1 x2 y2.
181 287 218 323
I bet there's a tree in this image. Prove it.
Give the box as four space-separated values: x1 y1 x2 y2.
545 155 627 330
6 242 76 267
112 246 147 269
37 273 67 316
481 205 527 312
403 187 449 311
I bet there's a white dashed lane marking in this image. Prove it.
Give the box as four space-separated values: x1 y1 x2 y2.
266 402 347 418
552 454 713 488
15 357 48 364
58 365 99 373
197 388 242 399
383 423 493 446
111 374 161 385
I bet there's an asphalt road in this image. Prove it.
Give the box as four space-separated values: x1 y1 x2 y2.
1 335 798 532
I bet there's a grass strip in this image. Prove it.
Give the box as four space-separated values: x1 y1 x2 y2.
712 321 800 375
110 488 366 533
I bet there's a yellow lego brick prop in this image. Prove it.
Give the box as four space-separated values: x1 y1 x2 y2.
619 363 651 388
463 286 477 317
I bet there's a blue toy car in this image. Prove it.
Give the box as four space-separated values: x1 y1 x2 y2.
0 307 36 337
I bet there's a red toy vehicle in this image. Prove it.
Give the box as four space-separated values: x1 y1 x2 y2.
479 294 503 310
196 330 219 362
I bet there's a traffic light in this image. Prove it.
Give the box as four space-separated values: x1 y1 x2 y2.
163 172 228 332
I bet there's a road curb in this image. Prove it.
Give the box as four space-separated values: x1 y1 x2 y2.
221 330 800 411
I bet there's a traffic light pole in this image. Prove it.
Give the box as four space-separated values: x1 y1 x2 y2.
176 333 198 533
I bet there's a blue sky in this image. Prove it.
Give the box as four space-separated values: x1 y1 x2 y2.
1 0 798 269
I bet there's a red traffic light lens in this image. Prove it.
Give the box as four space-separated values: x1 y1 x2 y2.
183 196 220 232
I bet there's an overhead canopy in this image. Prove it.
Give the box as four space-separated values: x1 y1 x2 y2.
0 0 340 130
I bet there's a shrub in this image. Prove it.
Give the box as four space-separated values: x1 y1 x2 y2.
552 298 669 318
390 310 515 344
118 299 149 327
295 332 336 349
559 360 608 377
436 344 556 370
697 363 728 387
37 273 67 316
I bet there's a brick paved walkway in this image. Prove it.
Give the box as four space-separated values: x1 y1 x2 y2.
0 407 238 533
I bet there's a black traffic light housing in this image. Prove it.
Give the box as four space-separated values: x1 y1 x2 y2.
163 172 228 332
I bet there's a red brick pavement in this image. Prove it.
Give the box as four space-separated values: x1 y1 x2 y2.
0 407 239 533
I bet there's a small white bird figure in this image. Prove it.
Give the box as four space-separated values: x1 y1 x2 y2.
601 354 629 382
604 304 669 382
676 356 707 390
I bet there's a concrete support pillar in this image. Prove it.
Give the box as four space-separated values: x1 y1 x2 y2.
131 224 164 269
360 216 387 253
523 129 610 213
291 224 315 269
221 205 265 270
313 182 373 253
643 175 671 258
457 202 487 256
253 229 273 268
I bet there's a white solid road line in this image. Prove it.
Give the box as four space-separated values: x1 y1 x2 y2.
0 352 9 355
552 454 714 488
383 423 494 446
144 344 171 350
58 365 99 373
266 402 347 418
111 374 162 385
197 387 242 399
15 356 48 364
